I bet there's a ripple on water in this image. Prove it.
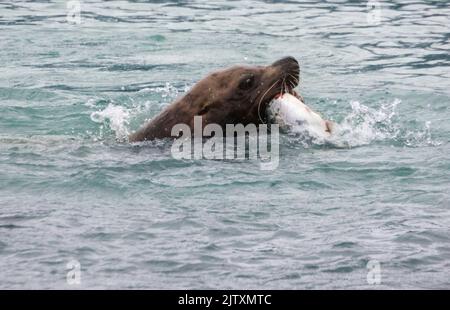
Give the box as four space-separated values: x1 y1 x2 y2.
1 0 450 290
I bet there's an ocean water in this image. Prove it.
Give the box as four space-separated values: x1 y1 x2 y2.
0 0 449 289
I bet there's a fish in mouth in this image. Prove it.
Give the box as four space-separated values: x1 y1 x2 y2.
267 93 334 139
262 58 334 139
239 56 302 125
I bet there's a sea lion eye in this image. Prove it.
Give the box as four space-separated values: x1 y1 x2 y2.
238 74 255 90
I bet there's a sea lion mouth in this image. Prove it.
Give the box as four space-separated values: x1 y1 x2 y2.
257 57 300 123
274 57 300 99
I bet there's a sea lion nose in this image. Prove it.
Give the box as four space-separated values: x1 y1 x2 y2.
272 56 299 68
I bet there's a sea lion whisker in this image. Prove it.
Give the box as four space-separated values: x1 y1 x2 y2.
289 80 296 90
288 73 299 85
257 80 279 124
289 73 299 85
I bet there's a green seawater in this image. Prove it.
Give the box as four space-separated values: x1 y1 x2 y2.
0 0 449 289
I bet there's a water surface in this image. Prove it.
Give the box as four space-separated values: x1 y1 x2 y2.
0 0 449 289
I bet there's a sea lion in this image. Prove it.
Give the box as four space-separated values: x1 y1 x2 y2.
129 56 300 142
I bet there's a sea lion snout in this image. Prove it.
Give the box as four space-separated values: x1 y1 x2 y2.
271 56 299 71
271 56 300 83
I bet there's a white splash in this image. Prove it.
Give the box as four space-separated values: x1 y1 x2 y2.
280 98 440 148
87 83 190 142
328 99 402 148
90 104 131 142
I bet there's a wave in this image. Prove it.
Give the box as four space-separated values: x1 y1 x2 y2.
286 99 441 149
90 104 131 142
87 83 190 142
88 91 441 149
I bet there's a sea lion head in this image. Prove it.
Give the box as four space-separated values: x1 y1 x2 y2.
185 56 300 126
129 57 301 141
